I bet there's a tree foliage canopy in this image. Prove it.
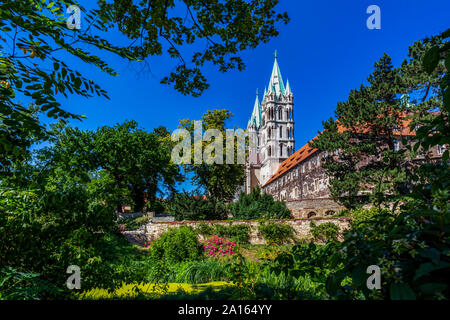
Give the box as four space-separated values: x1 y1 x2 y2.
0 0 289 173
178 109 245 201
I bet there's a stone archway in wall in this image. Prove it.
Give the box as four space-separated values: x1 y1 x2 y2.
307 211 317 218
325 210 336 216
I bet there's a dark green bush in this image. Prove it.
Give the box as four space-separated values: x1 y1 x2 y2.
0 267 61 300
167 193 228 221
118 215 152 231
258 221 295 244
195 222 251 244
229 187 291 219
310 222 340 243
149 226 203 264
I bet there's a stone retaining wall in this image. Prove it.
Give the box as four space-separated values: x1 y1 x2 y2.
123 217 352 246
286 198 346 219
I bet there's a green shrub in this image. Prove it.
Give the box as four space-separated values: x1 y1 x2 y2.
149 226 203 264
167 193 228 221
0 267 61 300
195 222 215 237
195 222 251 244
258 221 295 244
309 222 339 243
119 215 152 231
0 186 119 294
349 207 390 226
227 224 251 244
229 187 291 220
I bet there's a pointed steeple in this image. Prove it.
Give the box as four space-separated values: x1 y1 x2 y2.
285 78 292 95
268 50 285 96
247 89 262 129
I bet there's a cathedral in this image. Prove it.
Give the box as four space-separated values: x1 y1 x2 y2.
244 52 339 218
244 52 443 219
245 51 295 192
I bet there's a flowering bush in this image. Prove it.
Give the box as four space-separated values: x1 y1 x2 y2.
144 240 152 248
203 235 237 258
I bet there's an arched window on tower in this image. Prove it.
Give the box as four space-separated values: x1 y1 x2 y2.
268 145 271 157
286 128 289 139
280 144 283 157
279 126 282 138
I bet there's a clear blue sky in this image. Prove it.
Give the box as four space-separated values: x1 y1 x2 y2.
34 0 449 191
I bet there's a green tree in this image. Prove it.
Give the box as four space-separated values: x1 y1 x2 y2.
0 0 289 171
178 109 245 201
311 54 409 209
323 30 450 301
37 121 181 212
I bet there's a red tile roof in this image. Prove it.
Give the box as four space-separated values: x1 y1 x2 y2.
264 136 319 186
263 115 415 187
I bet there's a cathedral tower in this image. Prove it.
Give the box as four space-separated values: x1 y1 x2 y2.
245 51 295 193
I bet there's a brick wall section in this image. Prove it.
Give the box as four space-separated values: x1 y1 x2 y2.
123 218 352 246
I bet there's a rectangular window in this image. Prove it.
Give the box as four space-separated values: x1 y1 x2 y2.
394 139 400 152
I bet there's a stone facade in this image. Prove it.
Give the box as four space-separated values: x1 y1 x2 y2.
286 198 346 219
123 218 352 246
245 52 295 192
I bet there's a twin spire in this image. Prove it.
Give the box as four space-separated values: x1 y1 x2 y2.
248 51 293 129
268 50 285 96
248 88 262 129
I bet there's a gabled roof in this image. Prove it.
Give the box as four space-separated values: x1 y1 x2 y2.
264 137 319 186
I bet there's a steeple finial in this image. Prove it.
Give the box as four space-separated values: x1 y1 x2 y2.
268 50 285 96
285 79 292 95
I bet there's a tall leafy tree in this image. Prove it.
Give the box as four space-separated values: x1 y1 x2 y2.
92 121 182 212
178 109 245 201
36 121 182 212
323 31 450 301
311 54 409 208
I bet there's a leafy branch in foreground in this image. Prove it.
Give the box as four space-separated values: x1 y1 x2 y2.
1 0 289 172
